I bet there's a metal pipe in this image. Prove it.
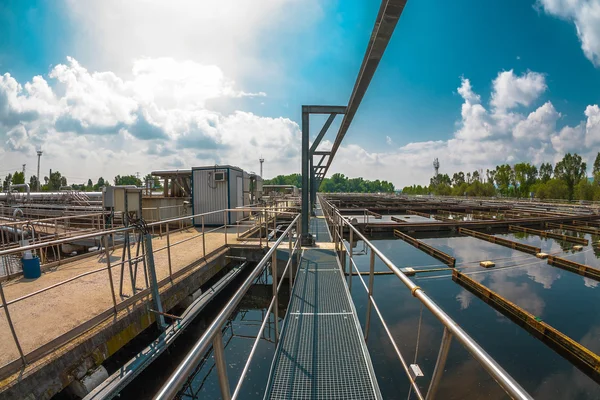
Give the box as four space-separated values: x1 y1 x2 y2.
272 250 279 343
213 330 232 400
330 205 532 400
166 224 173 283
364 248 375 340
426 327 453 400
0 281 25 364
8 184 30 202
103 236 118 314
154 214 299 400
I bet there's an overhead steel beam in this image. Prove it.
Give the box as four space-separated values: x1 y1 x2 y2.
302 105 347 114
310 113 337 154
322 0 407 177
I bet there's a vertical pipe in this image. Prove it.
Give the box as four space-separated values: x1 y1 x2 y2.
426 327 453 400
288 226 293 286
0 281 26 364
348 228 353 292
224 210 228 246
265 211 269 249
104 235 118 314
202 215 206 259
272 249 279 343
301 108 310 242
310 156 316 210
145 233 166 331
213 330 232 400
166 224 173 283
158 207 162 237
296 218 301 267
364 248 375 340
259 212 262 248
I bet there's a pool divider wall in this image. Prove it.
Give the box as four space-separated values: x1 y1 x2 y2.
407 210 432 218
392 229 456 267
509 225 589 245
452 269 600 384
458 227 541 255
546 222 600 235
547 255 600 282
573 220 600 228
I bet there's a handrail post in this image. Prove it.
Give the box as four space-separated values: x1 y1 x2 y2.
272 249 279 343
224 210 228 246
202 215 206 259
364 248 375 340
288 225 293 286
157 207 162 237
426 327 453 400
296 218 301 267
166 224 173 283
348 227 353 292
259 212 263 247
265 210 269 249
145 233 167 331
103 235 118 314
213 330 232 400
0 280 26 365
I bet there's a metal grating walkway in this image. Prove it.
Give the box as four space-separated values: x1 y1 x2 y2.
265 209 381 399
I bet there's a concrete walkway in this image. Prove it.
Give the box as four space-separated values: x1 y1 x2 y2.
0 227 248 369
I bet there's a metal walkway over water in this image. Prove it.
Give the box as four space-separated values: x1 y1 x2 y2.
265 208 381 399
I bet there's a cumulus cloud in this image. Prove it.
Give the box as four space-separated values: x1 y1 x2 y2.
0 57 299 181
2 60 600 188
538 0 600 67
327 69 600 187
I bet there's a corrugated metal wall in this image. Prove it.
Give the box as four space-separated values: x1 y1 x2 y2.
193 168 229 225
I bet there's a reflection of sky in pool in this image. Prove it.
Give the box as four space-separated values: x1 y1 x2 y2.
349 230 600 399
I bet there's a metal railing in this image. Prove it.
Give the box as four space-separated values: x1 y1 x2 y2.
0 204 296 382
154 213 301 400
320 197 532 400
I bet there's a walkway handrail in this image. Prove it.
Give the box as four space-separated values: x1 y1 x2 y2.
0 202 297 383
320 196 532 400
154 214 300 400
0 206 296 258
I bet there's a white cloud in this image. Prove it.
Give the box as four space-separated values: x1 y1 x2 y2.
538 0 600 67
491 70 547 111
386 136 394 146
0 57 299 182
3 60 600 189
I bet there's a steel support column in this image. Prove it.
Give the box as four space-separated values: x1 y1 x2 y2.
301 108 312 245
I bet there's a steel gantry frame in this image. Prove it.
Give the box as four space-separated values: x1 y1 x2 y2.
300 0 408 244
300 105 346 245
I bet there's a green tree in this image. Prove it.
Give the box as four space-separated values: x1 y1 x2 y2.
494 164 513 196
554 153 587 200
593 153 600 183
485 169 496 185
452 172 465 186
533 179 569 200
29 175 39 191
2 173 13 191
574 178 595 201
11 171 25 185
472 170 481 183
114 175 142 187
539 162 553 183
513 163 538 197
44 171 67 190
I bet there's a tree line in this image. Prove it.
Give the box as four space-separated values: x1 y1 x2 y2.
264 173 395 193
2 172 162 192
403 152 599 201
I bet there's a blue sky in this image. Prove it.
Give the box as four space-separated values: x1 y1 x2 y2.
1 0 600 186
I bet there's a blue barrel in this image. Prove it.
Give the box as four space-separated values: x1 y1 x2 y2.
22 256 41 279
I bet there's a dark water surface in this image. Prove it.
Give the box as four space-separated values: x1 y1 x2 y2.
349 230 600 399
